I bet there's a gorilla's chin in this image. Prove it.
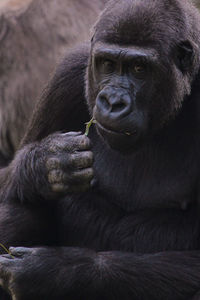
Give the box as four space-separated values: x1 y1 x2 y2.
96 123 142 154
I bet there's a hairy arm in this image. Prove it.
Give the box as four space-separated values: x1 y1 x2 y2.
0 246 200 300
1 199 200 299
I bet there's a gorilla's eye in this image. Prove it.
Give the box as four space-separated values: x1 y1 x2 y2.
133 64 144 73
102 59 115 73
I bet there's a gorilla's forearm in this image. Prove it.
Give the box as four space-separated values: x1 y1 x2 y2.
96 250 200 300
1 246 200 300
38 249 200 299
0 143 47 203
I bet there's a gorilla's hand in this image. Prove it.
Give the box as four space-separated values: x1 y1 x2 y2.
3 131 94 203
0 247 97 300
43 132 94 196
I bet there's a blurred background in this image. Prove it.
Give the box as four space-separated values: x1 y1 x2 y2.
0 0 106 163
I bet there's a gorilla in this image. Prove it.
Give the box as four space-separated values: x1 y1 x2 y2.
0 0 200 299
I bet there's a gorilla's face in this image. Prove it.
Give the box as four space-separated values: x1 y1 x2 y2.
87 43 194 152
86 0 199 153
91 44 156 151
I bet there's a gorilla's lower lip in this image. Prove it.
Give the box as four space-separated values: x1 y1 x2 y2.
96 122 137 136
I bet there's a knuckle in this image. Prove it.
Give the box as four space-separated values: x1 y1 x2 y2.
85 168 94 178
46 158 61 170
73 168 94 181
84 151 94 162
78 135 91 149
48 143 59 153
47 135 71 153
70 151 94 169
48 169 66 184
60 135 91 152
69 153 79 164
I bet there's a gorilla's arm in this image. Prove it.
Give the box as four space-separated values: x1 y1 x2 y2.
0 244 200 299
1 196 200 299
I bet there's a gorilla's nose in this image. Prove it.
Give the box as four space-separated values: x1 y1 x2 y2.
96 87 132 119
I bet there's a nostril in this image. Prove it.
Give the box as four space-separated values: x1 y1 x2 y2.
97 90 132 118
111 102 126 113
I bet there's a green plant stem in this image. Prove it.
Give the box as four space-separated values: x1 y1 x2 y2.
0 243 14 258
85 117 96 136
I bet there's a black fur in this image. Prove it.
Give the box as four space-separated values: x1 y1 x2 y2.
0 0 200 299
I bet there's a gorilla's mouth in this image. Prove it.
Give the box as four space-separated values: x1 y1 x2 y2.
95 121 141 153
96 122 138 137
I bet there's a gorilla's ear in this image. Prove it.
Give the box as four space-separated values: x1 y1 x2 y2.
175 40 194 73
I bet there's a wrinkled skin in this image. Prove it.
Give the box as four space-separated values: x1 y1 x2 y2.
34 132 94 197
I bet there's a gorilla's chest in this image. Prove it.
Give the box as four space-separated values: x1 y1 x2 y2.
93 140 198 212
58 137 199 252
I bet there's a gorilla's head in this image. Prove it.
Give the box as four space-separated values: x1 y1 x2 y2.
86 0 200 152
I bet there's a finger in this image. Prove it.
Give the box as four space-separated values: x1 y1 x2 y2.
48 132 84 152
51 183 69 193
48 169 67 184
71 168 94 183
46 157 61 170
47 151 94 172
64 135 92 151
9 247 34 257
0 256 13 283
70 151 94 169
49 134 91 153
1 255 12 259
0 256 12 264
61 131 82 136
